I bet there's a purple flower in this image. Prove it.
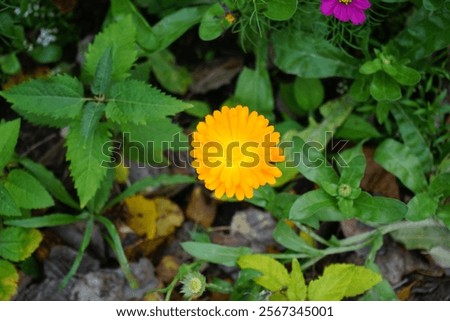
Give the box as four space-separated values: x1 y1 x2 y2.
320 0 371 25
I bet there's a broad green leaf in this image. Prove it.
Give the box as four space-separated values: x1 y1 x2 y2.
286 259 307 301
339 155 366 189
0 184 20 217
19 158 79 209
437 204 450 228
349 77 371 102
388 8 450 61
181 242 252 267
91 46 113 96
273 220 319 255
293 136 339 186
0 119 20 171
370 72 402 102
429 173 450 199
0 75 85 121
150 50 192 95
237 254 290 292
106 79 191 125
293 78 324 112
354 192 407 224
289 189 343 222
4 212 89 228
29 44 62 64
383 64 421 86
0 259 18 301
66 122 111 208
374 139 428 193
106 174 194 209
81 102 106 143
152 7 207 52
273 31 359 78
391 106 433 172
264 0 297 21
391 225 450 251
83 16 137 81
199 3 233 41
406 193 438 221
0 52 20 75
4 169 54 209
359 262 398 301
184 101 210 118
111 0 159 51
266 192 299 220
359 59 382 75
307 264 381 301
0 227 42 262
235 67 274 119
335 114 381 140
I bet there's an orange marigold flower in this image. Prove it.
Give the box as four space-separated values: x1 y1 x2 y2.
190 105 285 201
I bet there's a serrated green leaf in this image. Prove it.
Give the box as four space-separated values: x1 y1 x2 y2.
391 106 433 173
370 72 402 102
150 50 192 95
264 0 297 21
4 169 54 209
354 192 407 224
293 78 324 112
287 259 306 301
111 0 159 52
0 184 20 217
335 114 381 140
289 189 343 222
19 158 79 209
83 16 137 81
91 46 113 96
406 193 438 221
81 102 106 143
0 259 18 301
374 139 428 193
0 119 20 171
273 31 359 78
106 79 191 125
66 122 111 208
0 75 85 121
199 3 233 41
235 67 274 119
181 242 252 267
307 264 381 301
0 227 42 262
237 254 290 292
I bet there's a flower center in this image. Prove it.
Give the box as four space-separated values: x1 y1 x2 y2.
339 0 352 4
338 184 352 198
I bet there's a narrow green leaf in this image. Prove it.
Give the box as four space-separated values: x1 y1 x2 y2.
0 75 85 121
289 189 343 222
273 220 319 255
264 0 297 21
370 72 402 102
384 64 421 86
406 193 439 221
181 242 252 267
391 106 433 172
339 155 366 189
359 59 382 75
106 79 191 125
273 31 359 78
80 102 106 143
110 0 159 51
374 139 428 193
354 192 407 224
87 168 115 214
83 16 137 81
0 119 20 171
95 215 138 288
0 184 21 217
307 264 381 301
0 259 18 301
235 67 274 119
287 259 307 301
91 46 113 96
66 122 111 208
19 158 79 209
60 217 94 288
293 78 324 112
237 254 290 292
0 227 42 262
4 169 54 209
4 212 89 228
